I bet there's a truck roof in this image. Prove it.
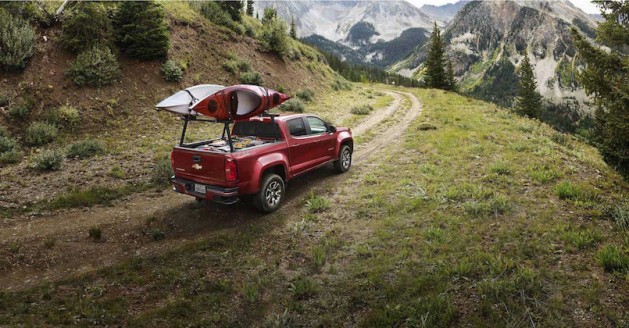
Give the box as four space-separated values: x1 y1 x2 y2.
248 113 313 122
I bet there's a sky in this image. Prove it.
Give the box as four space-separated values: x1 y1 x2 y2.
406 0 600 14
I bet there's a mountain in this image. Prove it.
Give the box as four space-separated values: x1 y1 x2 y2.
420 1 470 24
304 27 430 68
254 0 436 43
395 0 598 129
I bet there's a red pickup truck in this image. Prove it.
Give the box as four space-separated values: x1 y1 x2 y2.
170 114 353 213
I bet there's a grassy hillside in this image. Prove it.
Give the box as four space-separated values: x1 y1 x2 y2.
1 87 626 326
0 1 340 215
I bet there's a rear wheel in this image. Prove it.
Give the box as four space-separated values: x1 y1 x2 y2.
253 173 285 213
334 144 352 173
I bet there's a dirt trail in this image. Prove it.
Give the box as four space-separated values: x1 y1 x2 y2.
0 91 423 291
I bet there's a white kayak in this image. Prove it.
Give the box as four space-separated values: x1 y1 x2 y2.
155 84 225 115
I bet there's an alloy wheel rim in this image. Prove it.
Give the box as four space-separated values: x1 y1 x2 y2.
265 181 282 207
342 149 351 169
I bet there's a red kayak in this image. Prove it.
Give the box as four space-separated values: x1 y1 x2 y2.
191 85 290 121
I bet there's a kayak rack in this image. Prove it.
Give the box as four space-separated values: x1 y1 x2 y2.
179 115 235 153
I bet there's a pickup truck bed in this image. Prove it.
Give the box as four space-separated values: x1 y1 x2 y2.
170 114 353 213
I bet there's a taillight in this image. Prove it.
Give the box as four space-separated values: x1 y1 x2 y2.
225 158 238 182
170 151 175 169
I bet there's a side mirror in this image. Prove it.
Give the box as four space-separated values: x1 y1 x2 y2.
329 125 337 133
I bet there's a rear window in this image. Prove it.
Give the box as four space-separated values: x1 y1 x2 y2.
287 118 307 136
232 121 281 139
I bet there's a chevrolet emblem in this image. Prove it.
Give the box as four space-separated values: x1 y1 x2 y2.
192 163 202 170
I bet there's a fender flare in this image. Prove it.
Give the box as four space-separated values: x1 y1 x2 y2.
251 152 289 192
335 132 353 159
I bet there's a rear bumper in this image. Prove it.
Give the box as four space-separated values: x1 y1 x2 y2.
170 177 239 205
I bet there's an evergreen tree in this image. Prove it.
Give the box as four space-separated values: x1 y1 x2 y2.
514 55 542 118
246 0 254 16
220 1 243 22
61 2 112 52
571 1 628 177
114 1 169 61
425 22 447 89
290 16 297 39
446 59 457 91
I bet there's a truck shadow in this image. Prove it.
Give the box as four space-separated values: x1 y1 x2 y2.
155 165 338 238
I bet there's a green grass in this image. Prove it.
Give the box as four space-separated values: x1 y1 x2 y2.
48 184 148 209
0 86 626 326
67 139 104 159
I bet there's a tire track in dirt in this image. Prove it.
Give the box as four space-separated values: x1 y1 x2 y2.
0 91 422 291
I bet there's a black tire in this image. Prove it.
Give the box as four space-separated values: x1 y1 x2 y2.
334 144 352 173
253 173 285 213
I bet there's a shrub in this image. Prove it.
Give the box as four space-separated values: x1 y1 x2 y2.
67 139 104 159
555 181 597 202
67 46 120 87
0 125 7 138
8 104 29 120
597 245 629 273
55 105 81 130
148 229 165 241
89 227 102 240
296 88 315 102
151 156 173 187
0 92 10 107
351 104 373 115
32 149 65 171
222 58 250 74
242 281 258 303
61 2 112 52
312 245 326 270
279 98 305 113
0 135 16 153
0 9 35 71
114 1 170 60
239 71 263 86
0 148 22 165
161 60 183 82
259 9 289 57
199 1 244 34
25 122 58 146
609 203 629 231
331 78 352 91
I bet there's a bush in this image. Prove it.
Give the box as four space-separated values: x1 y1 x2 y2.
199 1 244 34
351 104 373 115
296 88 315 102
0 135 16 153
331 78 352 91
222 57 250 74
0 148 23 165
0 92 10 107
151 156 173 187
161 60 184 82
555 181 597 202
8 104 29 120
67 46 120 87
609 203 629 231
25 122 58 146
49 104 81 130
32 149 65 171
597 245 629 273
259 14 289 57
279 98 305 113
0 9 35 71
0 125 7 138
289 276 317 299
61 2 112 52
67 139 104 159
239 71 263 86
115 1 170 60
89 227 102 240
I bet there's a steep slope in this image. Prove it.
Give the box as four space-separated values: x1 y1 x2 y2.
0 3 337 210
396 0 598 127
254 0 435 42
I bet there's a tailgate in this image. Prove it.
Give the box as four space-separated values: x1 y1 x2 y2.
171 147 227 186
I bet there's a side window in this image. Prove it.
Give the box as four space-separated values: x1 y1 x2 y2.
287 118 307 137
306 117 327 135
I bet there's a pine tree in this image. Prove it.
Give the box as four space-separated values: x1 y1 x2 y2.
246 0 254 16
514 55 542 118
290 16 297 39
425 22 447 89
446 59 457 91
220 1 243 22
114 1 169 61
571 1 628 177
